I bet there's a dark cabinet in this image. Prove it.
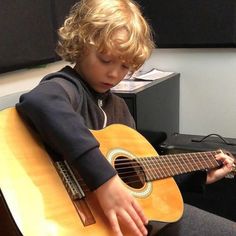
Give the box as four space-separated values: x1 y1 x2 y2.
112 73 180 138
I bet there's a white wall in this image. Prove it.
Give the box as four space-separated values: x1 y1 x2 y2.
0 60 70 97
1 49 236 138
144 48 236 138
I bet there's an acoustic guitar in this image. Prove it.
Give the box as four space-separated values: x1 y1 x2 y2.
0 108 234 236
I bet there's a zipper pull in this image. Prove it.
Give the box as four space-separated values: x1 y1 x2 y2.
98 99 103 107
97 99 107 128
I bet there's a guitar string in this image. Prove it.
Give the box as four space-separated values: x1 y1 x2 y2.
113 153 217 180
79 151 219 183
75 151 220 193
113 151 219 174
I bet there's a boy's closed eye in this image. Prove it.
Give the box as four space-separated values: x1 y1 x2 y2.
122 64 129 70
101 58 111 64
100 56 128 68
97 53 112 63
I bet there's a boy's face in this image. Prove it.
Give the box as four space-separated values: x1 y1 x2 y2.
75 30 130 93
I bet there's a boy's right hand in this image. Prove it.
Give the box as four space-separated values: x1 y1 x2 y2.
94 174 148 236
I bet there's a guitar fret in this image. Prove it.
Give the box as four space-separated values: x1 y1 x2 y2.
180 153 194 172
189 153 201 170
148 157 162 180
177 154 185 173
140 158 155 181
204 152 213 167
180 152 207 171
162 155 180 176
198 152 209 169
145 157 157 180
175 154 192 173
141 157 166 181
159 157 172 178
203 151 219 168
181 153 197 172
174 154 187 173
163 154 183 174
200 152 213 168
188 153 199 171
162 156 176 178
171 154 186 174
172 153 193 173
151 157 166 179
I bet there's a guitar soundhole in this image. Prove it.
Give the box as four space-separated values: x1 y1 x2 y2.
114 156 145 189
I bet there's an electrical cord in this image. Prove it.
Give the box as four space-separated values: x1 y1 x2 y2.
191 133 236 146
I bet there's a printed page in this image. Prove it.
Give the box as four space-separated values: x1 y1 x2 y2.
133 68 174 81
112 80 151 92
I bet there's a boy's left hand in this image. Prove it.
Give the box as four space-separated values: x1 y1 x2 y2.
206 151 235 184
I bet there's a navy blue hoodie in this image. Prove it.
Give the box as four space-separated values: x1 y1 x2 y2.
16 66 135 191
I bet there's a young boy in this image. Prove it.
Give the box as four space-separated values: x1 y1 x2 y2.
16 0 236 235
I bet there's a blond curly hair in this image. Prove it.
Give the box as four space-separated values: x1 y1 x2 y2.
56 0 155 71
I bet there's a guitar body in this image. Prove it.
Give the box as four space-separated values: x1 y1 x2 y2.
0 108 183 236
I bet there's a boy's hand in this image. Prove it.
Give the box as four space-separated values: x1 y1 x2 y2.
94 175 148 236
206 151 235 184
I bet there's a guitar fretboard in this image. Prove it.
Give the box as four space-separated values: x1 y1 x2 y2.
136 150 221 181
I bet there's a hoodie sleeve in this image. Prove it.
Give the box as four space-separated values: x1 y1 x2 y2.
16 81 116 191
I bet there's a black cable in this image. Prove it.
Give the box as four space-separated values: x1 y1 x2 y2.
191 133 236 146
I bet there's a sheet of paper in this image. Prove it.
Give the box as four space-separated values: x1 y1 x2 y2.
133 68 174 81
112 80 151 92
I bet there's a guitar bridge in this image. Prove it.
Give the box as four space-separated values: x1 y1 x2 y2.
55 161 85 200
55 161 96 226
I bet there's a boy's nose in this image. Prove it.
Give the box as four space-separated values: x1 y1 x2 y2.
108 66 121 79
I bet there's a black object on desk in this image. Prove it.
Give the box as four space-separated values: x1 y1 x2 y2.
160 133 236 155
112 73 180 143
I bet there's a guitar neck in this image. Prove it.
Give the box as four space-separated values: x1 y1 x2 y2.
137 150 221 181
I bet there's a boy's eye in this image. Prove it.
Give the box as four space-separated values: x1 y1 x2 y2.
101 58 111 63
98 53 112 63
122 64 129 70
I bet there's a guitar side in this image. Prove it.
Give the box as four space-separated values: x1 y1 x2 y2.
0 108 183 236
